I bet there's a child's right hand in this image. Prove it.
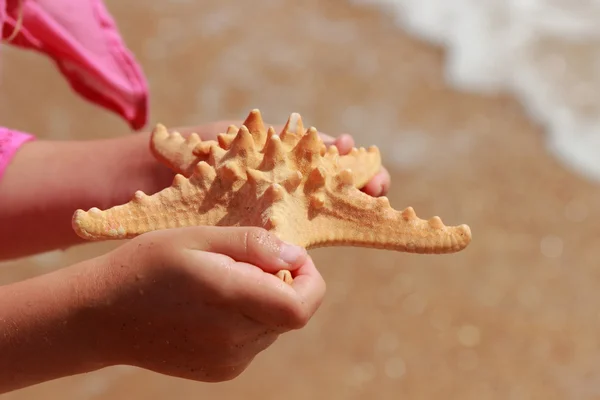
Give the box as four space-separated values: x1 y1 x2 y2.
86 226 325 382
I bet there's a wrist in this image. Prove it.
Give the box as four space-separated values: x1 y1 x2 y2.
0 257 114 392
60 254 127 367
102 133 174 207
0 134 173 260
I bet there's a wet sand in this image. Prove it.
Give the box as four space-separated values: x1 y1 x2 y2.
1 1 600 399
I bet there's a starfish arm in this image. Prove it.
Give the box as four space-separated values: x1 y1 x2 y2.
302 187 471 254
333 146 382 189
149 124 205 176
150 117 382 192
72 109 473 286
72 164 223 241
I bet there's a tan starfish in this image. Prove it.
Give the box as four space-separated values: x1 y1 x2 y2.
149 110 382 190
72 110 472 283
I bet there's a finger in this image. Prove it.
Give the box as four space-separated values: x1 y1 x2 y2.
176 226 308 273
361 167 391 197
379 167 391 195
188 251 323 331
286 255 326 329
333 134 355 155
236 255 326 331
194 362 250 383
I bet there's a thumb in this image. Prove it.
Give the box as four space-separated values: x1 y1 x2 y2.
176 226 308 273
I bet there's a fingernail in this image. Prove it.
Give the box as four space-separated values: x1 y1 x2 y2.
279 241 306 265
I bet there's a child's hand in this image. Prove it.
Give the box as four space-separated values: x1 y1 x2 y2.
0 225 324 391
92 226 325 382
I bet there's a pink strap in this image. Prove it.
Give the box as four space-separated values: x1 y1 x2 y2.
1 0 149 130
0 128 35 181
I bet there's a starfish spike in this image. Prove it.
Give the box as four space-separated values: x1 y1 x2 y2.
73 110 472 283
149 109 381 188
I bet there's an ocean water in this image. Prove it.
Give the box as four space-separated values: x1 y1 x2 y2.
352 0 600 183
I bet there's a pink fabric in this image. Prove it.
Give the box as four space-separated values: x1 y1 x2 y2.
0 0 149 180
1 0 149 130
0 128 35 180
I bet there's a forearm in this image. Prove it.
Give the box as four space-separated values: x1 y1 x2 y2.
0 257 111 393
0 134 172 260
0 120 262 260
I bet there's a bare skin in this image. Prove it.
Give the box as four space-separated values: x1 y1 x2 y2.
0 120 390 260
0 226 326 394
0 119 386 393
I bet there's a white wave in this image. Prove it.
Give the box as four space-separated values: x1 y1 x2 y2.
351 0 600 182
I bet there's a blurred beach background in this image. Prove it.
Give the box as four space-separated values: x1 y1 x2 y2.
2 0 600 399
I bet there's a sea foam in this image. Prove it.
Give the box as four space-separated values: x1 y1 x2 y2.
352 0 600 182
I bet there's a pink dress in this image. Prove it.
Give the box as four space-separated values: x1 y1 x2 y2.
0 0 149 180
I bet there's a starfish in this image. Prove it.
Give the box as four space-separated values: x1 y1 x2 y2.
149 110 382 190
72 110 472 283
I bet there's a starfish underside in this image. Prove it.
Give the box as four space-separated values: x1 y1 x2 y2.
72 110 472 283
